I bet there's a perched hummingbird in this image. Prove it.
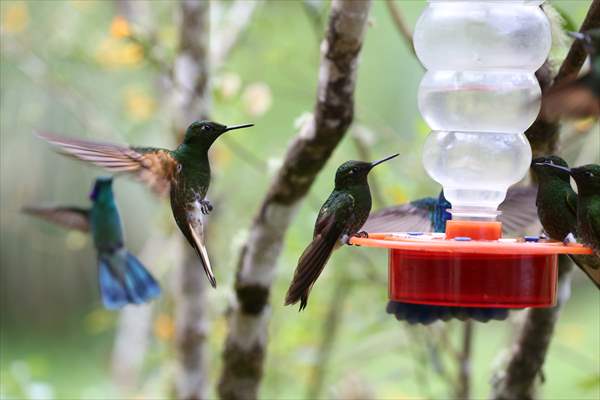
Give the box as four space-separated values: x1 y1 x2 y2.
23 177 161 309
38 121 253 288
570 164 600 257
542 29 600 119
363 186 538 324
532 156 600 288
285 154 399 310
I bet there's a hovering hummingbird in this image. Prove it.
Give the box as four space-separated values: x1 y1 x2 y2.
38 121 253 288
285 154 399 310
363 186 538 324
23 177 161 309
532 156 600 288
541 29 600 119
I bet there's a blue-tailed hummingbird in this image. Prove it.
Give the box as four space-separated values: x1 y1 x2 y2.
23 177 161 309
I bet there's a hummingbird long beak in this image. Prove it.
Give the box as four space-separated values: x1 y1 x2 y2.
538 161 572 175
224 123 254 132
369 153 399 169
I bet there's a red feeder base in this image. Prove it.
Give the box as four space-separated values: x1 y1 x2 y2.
388 250 557 308
350 220 592 309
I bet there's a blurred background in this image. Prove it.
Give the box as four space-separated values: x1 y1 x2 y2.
1 1 598 399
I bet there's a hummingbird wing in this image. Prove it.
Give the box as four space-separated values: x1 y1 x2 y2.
38 132 176 196
22 206 90 231
497 185 539 234
360 198 434 233
541 75 600 120
285 191 354 310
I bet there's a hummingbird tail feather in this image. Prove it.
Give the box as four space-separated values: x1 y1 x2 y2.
123 251 162 302
570 254 600 289
98 257 129 310
285 235 337 311
386 301 510 325
97 251 160 310
188 221 217 288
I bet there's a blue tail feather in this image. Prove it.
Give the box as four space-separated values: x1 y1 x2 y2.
123 252 161 304
97 251 160 310
99 258 130 310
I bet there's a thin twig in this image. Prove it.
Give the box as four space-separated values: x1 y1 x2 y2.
385 0 417 57
456 321 473 400
304 275 353 400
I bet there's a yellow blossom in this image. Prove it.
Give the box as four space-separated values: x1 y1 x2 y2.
110 15 131 38
95 37 143 68
154 313 175 341
124 88 156 121
1 2 29 34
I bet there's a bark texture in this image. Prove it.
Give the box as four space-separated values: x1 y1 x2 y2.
492 3 600 398
217 1 373 399
491 258 573 400
526 0 600 156
172 2 211 399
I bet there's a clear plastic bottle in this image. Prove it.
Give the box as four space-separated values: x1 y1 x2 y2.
415 0 551 219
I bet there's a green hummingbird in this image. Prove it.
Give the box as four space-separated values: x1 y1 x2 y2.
285 154 399 310
531 156 600 288
569 164 600 257
38 121 253 288
23 177 161 309
542 29 600 119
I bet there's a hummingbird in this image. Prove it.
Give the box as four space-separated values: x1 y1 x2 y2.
38 121 253 288
532 156 600 288
541 29 600 120
363 186 538 324
23 177 161 309
285 154 399 310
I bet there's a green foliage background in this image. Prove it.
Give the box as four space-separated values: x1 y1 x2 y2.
1 1 598 399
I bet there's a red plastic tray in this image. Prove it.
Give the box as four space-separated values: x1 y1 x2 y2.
350 230 592 308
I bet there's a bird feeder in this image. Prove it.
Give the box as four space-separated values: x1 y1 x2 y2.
351 0 593 308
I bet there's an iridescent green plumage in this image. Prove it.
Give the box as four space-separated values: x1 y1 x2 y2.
23 177 161 308
285 154 399 310
532 157 600 289
38 121 253 287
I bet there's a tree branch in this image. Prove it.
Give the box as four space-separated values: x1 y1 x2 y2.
526 0 600 156
491 257 573 400
217 1 373 399
171 2 211 399
491 3 600 397
456 321 473 400
305 276 353 400
385 0 416 57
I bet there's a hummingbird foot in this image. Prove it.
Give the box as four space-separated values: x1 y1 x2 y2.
563 232 577 245
343 231 369 246
199 199 213 215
